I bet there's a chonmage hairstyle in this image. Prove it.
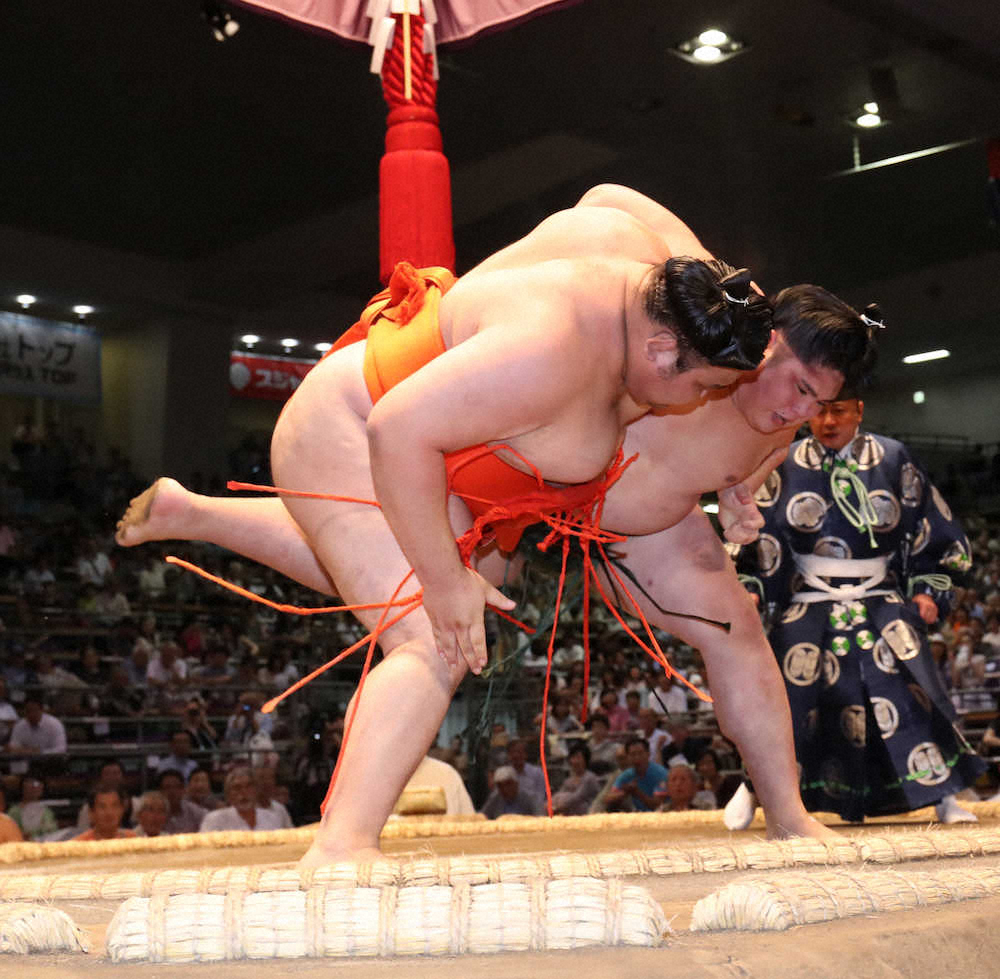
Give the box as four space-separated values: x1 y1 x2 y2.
770 285 879 396
643 258 773 370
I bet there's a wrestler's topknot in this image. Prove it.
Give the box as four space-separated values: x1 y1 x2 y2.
770 284 878 396
643 258 773 371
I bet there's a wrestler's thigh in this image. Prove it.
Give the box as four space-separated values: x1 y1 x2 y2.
270 344 475 650
608 506 761 649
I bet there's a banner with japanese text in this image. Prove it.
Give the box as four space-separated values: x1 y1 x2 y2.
229 351 317 401
0 313 101 402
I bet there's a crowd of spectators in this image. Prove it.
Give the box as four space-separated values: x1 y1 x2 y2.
0 423 998 842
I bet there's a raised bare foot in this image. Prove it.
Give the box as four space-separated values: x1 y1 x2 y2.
766 813 839 841
115 477 190 546
297 841 384 871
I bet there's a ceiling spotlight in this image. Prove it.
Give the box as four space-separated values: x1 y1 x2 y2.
202 1 240 42
240 334 261 347
280 338 300 349
672 28 746 66
851 101 887 129
16 294 36 309
902 349 950 364
314 342 332 353
72 304 95 320
913 391 925 404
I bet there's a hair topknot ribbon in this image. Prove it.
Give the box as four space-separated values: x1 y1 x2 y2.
719 268 752 306
860 302 886 331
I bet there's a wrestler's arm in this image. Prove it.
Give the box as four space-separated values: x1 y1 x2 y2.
575 184 714 261
366 317 594 674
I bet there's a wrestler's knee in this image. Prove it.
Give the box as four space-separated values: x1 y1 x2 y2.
384 635 469 692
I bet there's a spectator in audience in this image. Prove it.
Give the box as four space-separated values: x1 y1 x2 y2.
503 738 546 809
648 669 690 718
23 553 56 595
659 762 702 812
8 771 58 841
180 698 218 751
252 766 293 828
93 575 131 625
7 695 67 773
662 721 710 766
147 640 189 711
619 664 649 708
73 643 110 687
158 769 207 834
76 784 136 841
75 761 135 831
138 553 168 598
123 640 152 688
636 707 671 766
200 767 284 832
156 731 200 782
34 651 89 695
0 677 17 745
1 646 34 700
75 536 113 588
186 767 223 811
694 749 727 808
0 785 24 844
598 688 631 733
603 737 668 813
291 718 341 826
620 689 643 731
551 743 603 815
193 645 237 711
585 713 620 775
134 791 170 837
984 613 1000 651
480 766 543 819
257 648 299 693
100 664 147 717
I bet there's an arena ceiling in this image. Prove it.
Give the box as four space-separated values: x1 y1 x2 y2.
1 0 998 383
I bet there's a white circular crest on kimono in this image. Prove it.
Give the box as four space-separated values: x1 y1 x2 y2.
793 439 826 471
900 463 923 507
851 434 885 470
820 757 847 798
881 619 921 661
855 629 876 650
823 649 841 686
786 492 828 533
757 534 781 577
814 536 852 559
781 602 808 624
911 517 931 555
930 484 952 522
872 638 899 674
755 469 782 508
840 705 867 747
908 683 932 713
907 741 950 786
872 696 899 738
783 643 822 686
869 489 901 532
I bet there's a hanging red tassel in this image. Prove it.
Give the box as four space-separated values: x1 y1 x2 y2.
377 9 455 283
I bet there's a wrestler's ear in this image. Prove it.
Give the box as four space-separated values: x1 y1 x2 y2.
646 330 680 372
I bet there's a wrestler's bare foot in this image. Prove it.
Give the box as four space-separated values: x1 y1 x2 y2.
115 477 191 546
765 813 839 841
297 841 384 871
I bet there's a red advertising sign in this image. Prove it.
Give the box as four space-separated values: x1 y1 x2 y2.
229 352 316 401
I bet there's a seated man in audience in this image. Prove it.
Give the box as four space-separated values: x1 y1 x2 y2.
603 737 668 813
134 790 170 837
75 761 135 831
636 707 671 766
648 669 691 718
76 783 136 841
7 694 66 774
146 640 190 713
158 768 207 834
156 731 200 782
0 677 18 746
551 743 603 815
179 697 219 751
252 766 293 828
200 767 285 832
479 767 544 819
620 689 643 732
502 738 546 808
584 712 620 775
